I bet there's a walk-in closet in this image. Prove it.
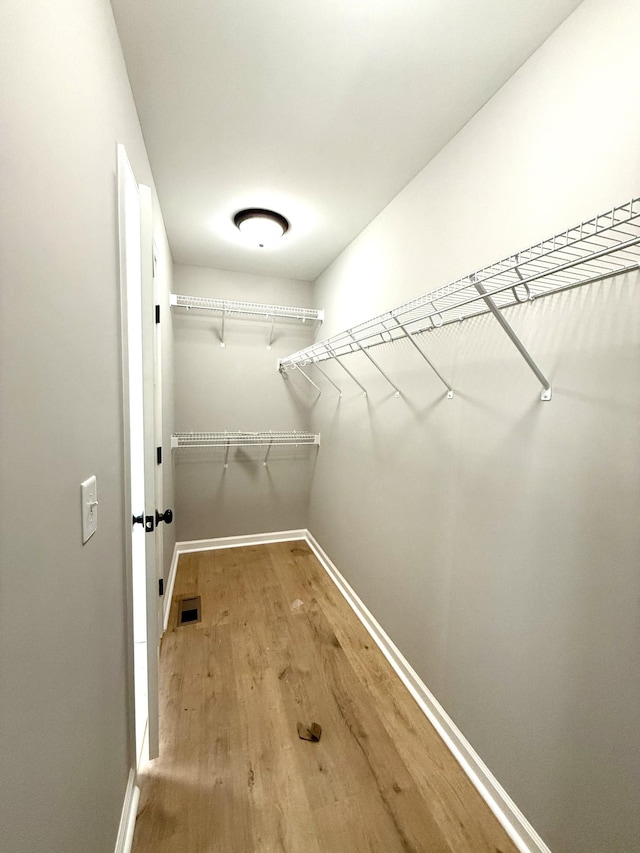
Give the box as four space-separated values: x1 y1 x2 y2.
3 1 639 852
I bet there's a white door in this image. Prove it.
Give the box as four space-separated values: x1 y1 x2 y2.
152 240 166 644
117 144 160 766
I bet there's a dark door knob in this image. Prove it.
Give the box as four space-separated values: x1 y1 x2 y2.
156 509 173 525
133 513 155 532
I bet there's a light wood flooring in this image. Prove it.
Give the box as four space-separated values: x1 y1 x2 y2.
132 542 518 852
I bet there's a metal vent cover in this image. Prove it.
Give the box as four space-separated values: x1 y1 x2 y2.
178 596 201 626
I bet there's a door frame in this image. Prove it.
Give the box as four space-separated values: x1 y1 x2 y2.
117 143 161 770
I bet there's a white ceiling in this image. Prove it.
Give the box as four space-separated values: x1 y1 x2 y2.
111 0 583 281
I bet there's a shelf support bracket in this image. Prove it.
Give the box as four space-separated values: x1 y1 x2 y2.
313 360 342 396
267 315 276 350
471 276 552 401
263 436 273 466
328 346 367 396
220 309 226 348
391 317 453 398
348 333 400 397
224 440 230 469
294 364 322 394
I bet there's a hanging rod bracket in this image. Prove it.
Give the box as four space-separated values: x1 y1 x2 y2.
512 264 533 303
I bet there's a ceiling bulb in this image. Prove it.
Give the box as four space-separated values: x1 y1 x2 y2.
234 208 289 247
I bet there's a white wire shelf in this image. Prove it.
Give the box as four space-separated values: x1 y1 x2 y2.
172 431 320 448
171 293 323 348
279 196 640 401
170 293 323 322
171 431 320 467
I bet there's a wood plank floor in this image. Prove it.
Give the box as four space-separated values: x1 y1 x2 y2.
132 542 518 852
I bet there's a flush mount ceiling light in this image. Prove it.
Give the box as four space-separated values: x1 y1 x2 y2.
233 208 289 248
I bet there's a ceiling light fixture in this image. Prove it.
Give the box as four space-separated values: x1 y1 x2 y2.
233 208 289 248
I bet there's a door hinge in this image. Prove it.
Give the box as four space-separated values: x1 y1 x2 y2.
158 578 164 596
155 304 160 324
157 446 162 464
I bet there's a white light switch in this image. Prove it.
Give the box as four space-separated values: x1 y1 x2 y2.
81 475 98 544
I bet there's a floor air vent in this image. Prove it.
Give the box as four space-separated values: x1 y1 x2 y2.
178 596 201 626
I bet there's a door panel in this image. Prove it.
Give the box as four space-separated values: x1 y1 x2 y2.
117 145 159 766
139 183 160 760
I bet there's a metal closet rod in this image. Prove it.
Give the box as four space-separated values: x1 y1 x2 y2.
278 195 640 401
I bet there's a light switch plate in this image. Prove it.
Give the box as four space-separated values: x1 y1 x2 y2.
81 475 98 544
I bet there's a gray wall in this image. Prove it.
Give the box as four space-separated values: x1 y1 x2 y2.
308 1 640 851
0 2 173 851
172 265 316 540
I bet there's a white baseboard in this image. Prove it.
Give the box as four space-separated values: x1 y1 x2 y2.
175 529 307 553
304 531 550 853
164 528 548 852
114 768 140 853
163 543 180 633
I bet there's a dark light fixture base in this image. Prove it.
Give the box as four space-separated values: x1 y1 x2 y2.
233 208 289 247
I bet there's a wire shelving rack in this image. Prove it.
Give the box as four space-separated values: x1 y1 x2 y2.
171 431 321 467
278 196 640 401
171 294 324 348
